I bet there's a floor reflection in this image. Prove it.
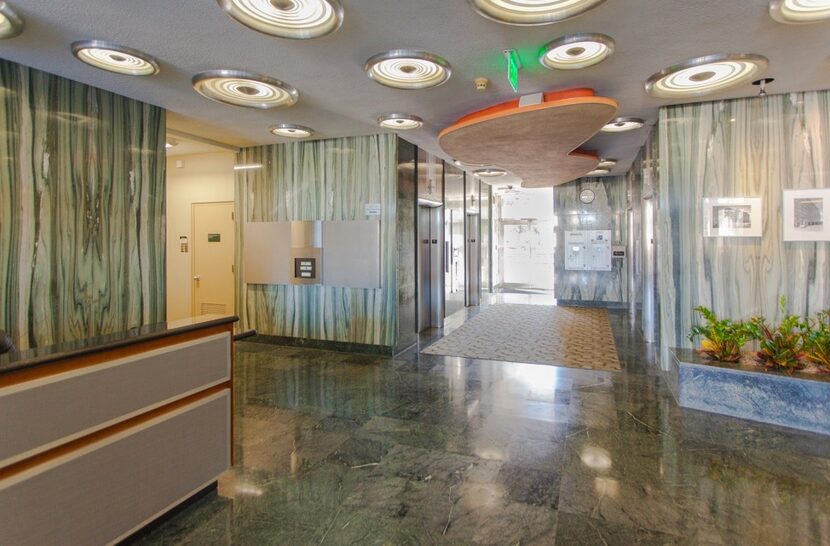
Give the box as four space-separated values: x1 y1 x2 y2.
133 310 830 546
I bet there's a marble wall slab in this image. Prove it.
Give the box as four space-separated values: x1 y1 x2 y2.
395 139 417 352
235 135 398 347
657 91 830 360
444 163 466 316
553 176 628 304
0 59 166 350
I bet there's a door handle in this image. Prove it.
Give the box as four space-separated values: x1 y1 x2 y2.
193 276 201 281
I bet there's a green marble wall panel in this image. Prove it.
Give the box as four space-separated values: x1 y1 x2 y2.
658 91 830 359
554 176 628 304
395 138 417 352
0 59 166 350
235 134 398 347
444 163 465 316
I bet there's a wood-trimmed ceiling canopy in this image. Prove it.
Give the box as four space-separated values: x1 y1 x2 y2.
438 88 618 187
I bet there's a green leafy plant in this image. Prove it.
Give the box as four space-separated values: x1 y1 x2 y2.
749 297 805 373
688 306 756 363
801 310 830 372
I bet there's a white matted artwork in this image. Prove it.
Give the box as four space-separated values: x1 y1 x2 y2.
783 188 830 242
703 197 762 238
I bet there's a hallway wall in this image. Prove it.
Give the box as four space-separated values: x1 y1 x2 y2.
658 90 830 358
0 59 166 350
234 134 398 347
553 176 628 304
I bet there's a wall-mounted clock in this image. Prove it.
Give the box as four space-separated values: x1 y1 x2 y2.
580 189 595 204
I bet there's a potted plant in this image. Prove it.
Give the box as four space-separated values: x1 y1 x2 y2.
688 306 756 363
749 297 805 373
801 310 830 372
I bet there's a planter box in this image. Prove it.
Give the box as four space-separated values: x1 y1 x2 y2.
668 348 830 436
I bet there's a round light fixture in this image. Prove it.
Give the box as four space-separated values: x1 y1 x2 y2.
165 138 178 149
540 33 615 70
598 158 617 168
645 54 768 99
217 0 343 39
0 2 24 39
377 113 424 130
365 50 451 90
270 123 313 138
602 117 644 133
467 0 606 25
192 70 298 109
71 40 159 76
770 0 830 23
474 167 507 178
587 168 610 176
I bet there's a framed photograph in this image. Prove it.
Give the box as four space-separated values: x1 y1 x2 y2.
783 188 830 242
703 197 762 237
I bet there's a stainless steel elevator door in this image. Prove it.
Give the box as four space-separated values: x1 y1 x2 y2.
467 213 481 307
418 205 444 332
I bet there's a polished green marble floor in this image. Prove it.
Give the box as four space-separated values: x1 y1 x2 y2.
133 309 830 545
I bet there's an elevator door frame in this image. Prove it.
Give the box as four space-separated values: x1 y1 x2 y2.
418 205 444 332
466 212 481 307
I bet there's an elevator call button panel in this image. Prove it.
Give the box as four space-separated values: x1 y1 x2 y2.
565 230 613 272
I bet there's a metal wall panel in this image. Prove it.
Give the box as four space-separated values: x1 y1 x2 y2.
322 220 381 289
243 222 291 285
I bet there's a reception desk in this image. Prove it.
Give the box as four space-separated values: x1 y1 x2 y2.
0 315 237 546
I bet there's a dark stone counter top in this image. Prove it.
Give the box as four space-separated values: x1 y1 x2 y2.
0 315 238 376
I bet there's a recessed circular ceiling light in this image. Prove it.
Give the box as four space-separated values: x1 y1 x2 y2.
270 123 313 138
474 167 508 178
587 167 610 176
598 158 617 168
192 70 298 109
0 2 24 39
71 40 160 76
467 0 606 25
645 54 768 99
165 138 178 149
377 113 424 130
540 33 615 70
217 0 343 39
770 0 830 23
365 50 451 90
602 117 645 133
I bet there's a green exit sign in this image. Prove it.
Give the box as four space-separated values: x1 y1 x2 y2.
504 49 520 93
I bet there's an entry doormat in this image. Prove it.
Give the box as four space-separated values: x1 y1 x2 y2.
422 304 621 372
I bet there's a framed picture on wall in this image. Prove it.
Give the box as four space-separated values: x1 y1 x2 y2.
783 188 830 242
703 197 762 237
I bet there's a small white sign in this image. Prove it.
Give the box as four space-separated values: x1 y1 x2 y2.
364 203 381 216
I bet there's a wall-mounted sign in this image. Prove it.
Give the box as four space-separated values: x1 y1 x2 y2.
294 257 316 279
208 233 221 242
364 203 381 216
503 49 520 94
179 236 188 253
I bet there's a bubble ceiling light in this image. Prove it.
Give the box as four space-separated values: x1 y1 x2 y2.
365 50 451 90
770 0 830 23
192 70 299 109
597 158 616 168
377 113 424 130
645 53 768 99
540 33 615 70
0 2 23 39
467 0 606 26
601 117 644 133
587 167 610 176
72 40 160 76
218 0 343 39
270 123 313 138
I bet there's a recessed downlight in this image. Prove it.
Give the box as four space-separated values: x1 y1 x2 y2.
598 158 617 168
365 50 451 90
192 70 298 109
770 0 830 23
165 138 178 149
217 0 343 39
540 33 615 70
270 123 313 138
474 167 508 178
467 0 606 25
602 117 644 133
645 54 768 99
587 167 610 176
0 2 23 39
378 113 423 130
71 41 159 76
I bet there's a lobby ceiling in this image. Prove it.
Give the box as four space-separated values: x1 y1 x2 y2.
2 0 828 180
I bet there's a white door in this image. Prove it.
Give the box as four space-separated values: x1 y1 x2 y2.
192 202 235 316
